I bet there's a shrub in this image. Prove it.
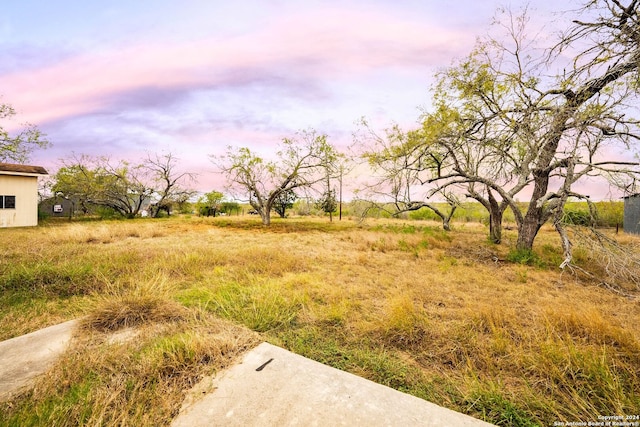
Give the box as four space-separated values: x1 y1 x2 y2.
506 248 542 267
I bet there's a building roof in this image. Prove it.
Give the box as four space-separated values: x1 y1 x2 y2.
0 163 48 175
623 193 640 199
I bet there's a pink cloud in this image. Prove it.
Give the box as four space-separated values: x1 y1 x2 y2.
0 5 475 127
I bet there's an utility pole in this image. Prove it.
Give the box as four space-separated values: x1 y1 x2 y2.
339 165 343 221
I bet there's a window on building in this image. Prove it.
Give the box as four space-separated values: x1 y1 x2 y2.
5 196 15 209
0 195 16 209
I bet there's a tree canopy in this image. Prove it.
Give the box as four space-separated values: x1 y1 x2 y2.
360 1 640 266
52 153 194 218
0 100 49 163
216 130 338 225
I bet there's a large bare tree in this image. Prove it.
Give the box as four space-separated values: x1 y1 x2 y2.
366 2 640 264
215 130 337 226
143 153 196 217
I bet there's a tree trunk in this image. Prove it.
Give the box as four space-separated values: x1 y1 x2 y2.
486 189 504 244
516 215 541 251
260 210 271 226
442 204 456 231
469 187 504 243
488 208 504 244
516 175 548 251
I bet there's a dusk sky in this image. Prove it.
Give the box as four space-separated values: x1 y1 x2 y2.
1 0 609 198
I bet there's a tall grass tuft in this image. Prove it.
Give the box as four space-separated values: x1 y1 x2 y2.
203 281 304 332
83 275 186 332
378 295 431 349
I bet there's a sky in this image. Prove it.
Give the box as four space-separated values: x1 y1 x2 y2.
2 0 620 200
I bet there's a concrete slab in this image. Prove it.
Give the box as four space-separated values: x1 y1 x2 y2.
0 320 78 401
172 342 494 427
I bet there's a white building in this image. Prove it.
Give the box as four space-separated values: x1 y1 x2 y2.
0 163 48 227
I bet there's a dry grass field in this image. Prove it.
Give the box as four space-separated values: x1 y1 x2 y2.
0 215 638 426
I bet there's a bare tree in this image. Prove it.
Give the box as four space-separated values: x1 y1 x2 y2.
358 121 459 231
1 100 49 163
143 153 196 217
215 130 337 226
366 3 640 264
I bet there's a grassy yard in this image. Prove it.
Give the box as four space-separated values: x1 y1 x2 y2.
0 216 638 426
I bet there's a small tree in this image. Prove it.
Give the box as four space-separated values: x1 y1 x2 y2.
1 100 49 163
220 201 241 216
173 192 195 214
197 191 224 217
316 188 338 221
216 130 337 226
143 153 196 218
273 189 297 218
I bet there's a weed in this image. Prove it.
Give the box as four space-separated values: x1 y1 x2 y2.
378 295 431 349
507 249 542 267
83 277 187 332
515 267 528 283
437 255 459 272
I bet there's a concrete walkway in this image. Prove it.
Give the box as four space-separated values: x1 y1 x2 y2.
0 320 78 402
0 321 494 426
172 342 494 427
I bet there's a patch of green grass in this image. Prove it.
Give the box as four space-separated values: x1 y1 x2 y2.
1 367 103 426
371 223 450 237
506 249 543 267
0 261 99 297
0 294 88 339
539 244 563 267
397 238 430 256
531 338 640 420
465 382 540 427
179 281 304 332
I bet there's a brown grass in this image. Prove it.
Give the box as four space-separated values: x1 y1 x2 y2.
82 277 188 332
1 216 639 425
2 281 259 426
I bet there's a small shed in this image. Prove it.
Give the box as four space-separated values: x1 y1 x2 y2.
0 163 48 228
623 193 640 235
39 195 75 218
